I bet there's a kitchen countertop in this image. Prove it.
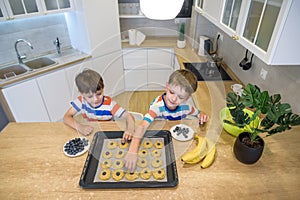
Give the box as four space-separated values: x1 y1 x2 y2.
0 120 299 199
0 48 91 88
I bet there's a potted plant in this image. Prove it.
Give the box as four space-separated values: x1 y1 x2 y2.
223 83 300 164
177 22 186 49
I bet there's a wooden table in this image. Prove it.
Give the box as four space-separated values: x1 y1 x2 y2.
0 120 300 199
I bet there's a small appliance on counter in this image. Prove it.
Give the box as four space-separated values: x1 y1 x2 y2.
198 36 211 56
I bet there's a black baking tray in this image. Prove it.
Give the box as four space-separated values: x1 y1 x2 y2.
79 130 178 189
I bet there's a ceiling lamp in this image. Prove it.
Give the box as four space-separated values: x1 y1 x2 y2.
140 0 184 20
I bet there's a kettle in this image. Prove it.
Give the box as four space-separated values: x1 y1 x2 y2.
198 36 211 56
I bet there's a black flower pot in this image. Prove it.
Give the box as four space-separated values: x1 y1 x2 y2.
233 132 264 164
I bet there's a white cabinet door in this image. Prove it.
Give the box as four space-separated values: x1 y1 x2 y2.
202 0 223 25
2 79 50 122
123 48 148 70
0 1 9 21
124 69 148 91
68 0 121 57
36 70 71 122
148 48 173 70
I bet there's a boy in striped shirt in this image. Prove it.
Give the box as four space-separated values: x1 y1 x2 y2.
64 69 134 139
124 69 209 171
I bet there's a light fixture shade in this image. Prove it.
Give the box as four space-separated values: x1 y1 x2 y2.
140 0 185 20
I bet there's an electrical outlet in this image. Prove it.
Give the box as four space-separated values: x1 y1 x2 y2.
217 32 223 42
260 68 268 80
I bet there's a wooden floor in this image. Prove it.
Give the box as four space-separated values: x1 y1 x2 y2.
113 91 164 115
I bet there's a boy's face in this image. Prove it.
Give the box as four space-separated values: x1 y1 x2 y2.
81 89 103 108
164 83 190 110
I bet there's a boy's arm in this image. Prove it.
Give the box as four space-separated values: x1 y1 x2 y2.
63 107 93 135
124 120 150 172
121 111 135 142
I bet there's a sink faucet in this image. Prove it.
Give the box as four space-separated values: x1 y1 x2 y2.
53 37 61 54
15 39 33 64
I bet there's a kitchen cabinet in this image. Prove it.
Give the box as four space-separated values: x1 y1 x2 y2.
123 48 175 91
220 0 242 33
40 0 72 14
195 0 223 25
1 78 50 122
36 69 71 122
1 0 73 21
195 0 300 65
0 0 9 21
2 0 42 20
66 0 122 58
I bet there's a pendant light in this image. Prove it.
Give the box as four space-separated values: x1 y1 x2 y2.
140 0 184 20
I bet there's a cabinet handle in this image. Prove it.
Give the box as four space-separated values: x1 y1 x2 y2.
232 35 239 40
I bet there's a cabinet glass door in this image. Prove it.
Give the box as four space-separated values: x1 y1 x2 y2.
197 0 204 9
58 0 70 9
0 8 3 17
44 0 70 11
8 0 38 15
243 0 282 51
222 0 242 31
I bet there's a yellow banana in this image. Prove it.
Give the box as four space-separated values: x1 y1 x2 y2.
181 135 207 164
201 138 216 168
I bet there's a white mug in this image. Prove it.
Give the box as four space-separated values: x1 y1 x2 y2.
231 84 243 91
235 89 244 96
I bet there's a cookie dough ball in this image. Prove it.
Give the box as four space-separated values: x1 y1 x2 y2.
140 168 152 180
138 149 148 157
102 150 113 159
125 171 139 181
154 140 164 149
142 139 153 149
151 158 163 168
151 149 162 157
99 169 111 180
115 149 125 158
101 160 112 169
119 141 129 149
107 141 118 149
112 169 125 181
113 159 125 169
137 158 148 168
153 168 166 180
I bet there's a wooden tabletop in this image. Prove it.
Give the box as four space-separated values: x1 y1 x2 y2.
0 120 299 199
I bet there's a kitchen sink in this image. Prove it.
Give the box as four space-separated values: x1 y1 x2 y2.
24 57 56 69
0 64 29 79
183 62 233 81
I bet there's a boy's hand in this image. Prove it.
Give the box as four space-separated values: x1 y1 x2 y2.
124 151 138 173
198 112 209 125
122 130 133 143
77 124 93 136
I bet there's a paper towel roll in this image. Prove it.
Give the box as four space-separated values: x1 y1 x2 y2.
135 31 146 46
128 29 136 45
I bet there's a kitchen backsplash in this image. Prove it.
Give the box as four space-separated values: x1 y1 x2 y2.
0 14 71 65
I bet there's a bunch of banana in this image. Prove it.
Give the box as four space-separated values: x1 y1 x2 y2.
181 135 216 168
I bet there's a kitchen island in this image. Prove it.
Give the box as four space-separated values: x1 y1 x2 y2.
0 120 299 199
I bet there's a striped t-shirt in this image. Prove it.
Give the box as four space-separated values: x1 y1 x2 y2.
144 93 200 124
70 96 125 121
